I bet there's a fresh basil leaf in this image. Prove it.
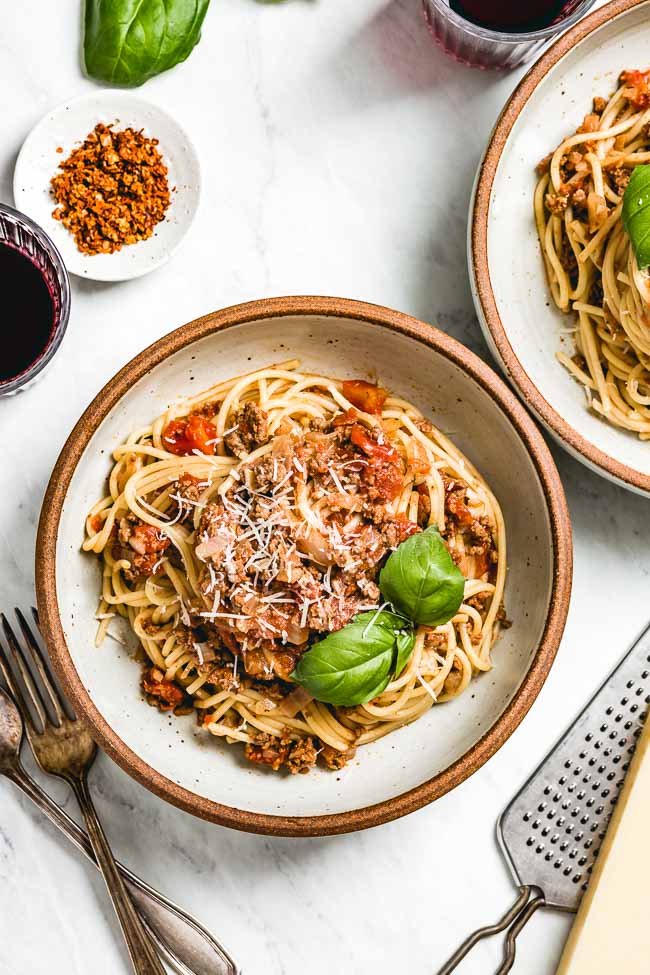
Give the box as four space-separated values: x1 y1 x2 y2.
355 609 409 632
84 0 211 88
622 165 650 270
394 626 416 677
291 611 400 707
358 610 416 676
379 525 464 627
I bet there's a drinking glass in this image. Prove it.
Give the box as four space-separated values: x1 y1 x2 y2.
422 0 597 70
0 203 70 396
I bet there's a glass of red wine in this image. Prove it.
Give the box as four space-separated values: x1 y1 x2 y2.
0 203 70 396
423 0 596 70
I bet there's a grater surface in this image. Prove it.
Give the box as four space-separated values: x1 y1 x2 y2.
497 622 650 911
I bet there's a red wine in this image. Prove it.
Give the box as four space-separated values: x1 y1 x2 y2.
1 242 55 382
450 0 569 32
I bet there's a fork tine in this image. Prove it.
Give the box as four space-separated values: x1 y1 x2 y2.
0 614 47 733
30 606 78 721
0 625 39 732
15 608 69 725
31 606 77 720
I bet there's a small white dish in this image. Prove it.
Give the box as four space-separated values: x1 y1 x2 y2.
13 90 201 282
470 0 650 496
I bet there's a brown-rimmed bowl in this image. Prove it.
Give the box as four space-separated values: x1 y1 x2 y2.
470 0 650 496
36 296 572 836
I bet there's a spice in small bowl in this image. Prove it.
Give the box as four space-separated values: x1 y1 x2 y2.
14 92 201 282
50 123 171 255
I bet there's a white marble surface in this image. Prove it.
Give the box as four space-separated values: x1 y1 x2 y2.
1 1 648 973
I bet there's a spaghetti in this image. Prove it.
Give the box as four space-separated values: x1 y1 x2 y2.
535 69 650 438
83 362 507 774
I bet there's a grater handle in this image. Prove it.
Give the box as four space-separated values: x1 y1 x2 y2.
495 891 545 974
435 886 538 974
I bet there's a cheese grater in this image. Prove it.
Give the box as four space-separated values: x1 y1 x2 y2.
436 621 650 975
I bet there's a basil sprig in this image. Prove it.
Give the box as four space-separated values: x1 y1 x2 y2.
291 527 464 706
622 166 650 270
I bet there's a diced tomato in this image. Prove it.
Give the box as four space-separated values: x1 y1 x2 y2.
332 407 359 427
350 424 399 464
142 669 185 710
140 553 166 576
621 69 650 109
472 550 490 579
342 380 388 415
350 424 403 502
162 419 190 453
393 513 421 539
446 490 474 528
178 472 202 487
162 414 218 456
131 524 169 554
408 438 431 475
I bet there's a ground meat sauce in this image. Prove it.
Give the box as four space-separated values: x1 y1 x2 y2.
191 413 416 689
113 514 170 582
127 401 496 775
224 402 271 458
50 123 171 256
142 668 187 712
117 393 498 774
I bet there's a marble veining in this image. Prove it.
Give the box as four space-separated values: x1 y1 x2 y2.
0 1 642 973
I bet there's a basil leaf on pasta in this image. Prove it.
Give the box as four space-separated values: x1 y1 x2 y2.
394 626 416 677
622 166 650 270
379 525 464 627
291 611 405 707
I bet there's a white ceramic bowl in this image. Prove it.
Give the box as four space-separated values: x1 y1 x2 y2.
470 0 650 496
36 297 572 835
13 91 201 282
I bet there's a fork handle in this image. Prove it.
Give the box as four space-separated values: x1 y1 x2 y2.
70 772 168 975
6 765 238 975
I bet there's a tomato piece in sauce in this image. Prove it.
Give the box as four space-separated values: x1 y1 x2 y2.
142 669 185 710
131 524 169 554
350 424 403 502
472 549 491 580
342 380 388 415
393 512 421 539
178 472 203 487
162 414 218 456
445 488 474 529
350 424 399 464
332 407 359 427
621 69 650 109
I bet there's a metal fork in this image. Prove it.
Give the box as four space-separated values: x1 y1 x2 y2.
0 609 239 975
0 608 172 975
0 686 239 975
